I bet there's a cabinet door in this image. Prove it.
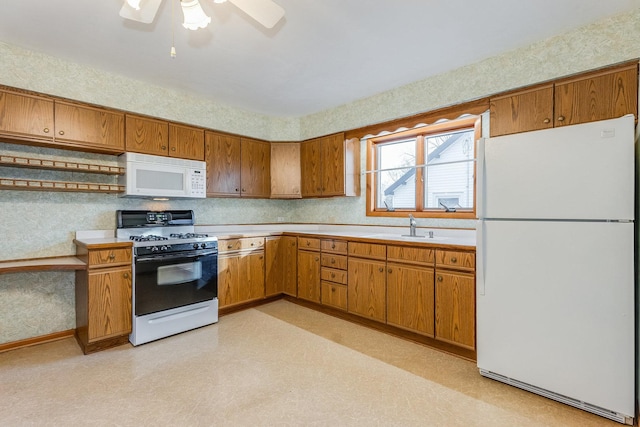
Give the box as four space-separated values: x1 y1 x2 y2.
489 84 554 137
347 258 386 322
169 123 205 160
54 101 124 152
265 237 283 297
555 65 638 127
435 270 475 350
300 138 322 197
321 133 345 196
125 115 169 156
218 254 240 307
0 90 54 141
387 263 434 336
281 236 298 297
87 266 132 342
205 132 241 197
297 250 320 303
240 138 271 197
270 142 301 198
238 251 265 303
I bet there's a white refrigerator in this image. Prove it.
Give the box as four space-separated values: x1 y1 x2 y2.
476 115 635 424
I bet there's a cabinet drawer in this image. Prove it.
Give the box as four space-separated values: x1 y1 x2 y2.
435 250 475 271
88 248 131 268
320 239 347 254
219 237 264 252
348 242 386 260
321 267 347 285
298 236 321 251
321 253 347 270
321 282 347 311
387 245 435 265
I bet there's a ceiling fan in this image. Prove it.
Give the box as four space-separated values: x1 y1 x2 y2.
119 0 285 30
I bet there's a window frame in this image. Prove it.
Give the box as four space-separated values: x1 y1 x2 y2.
366 115 481 219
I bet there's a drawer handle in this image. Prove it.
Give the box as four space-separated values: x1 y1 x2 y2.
543 118 550 124
306 241 311 246
331 243 336 249
109 254 116 260
58 130 65 135
123 272 130 279
227 244 233 249
437 276 443 282
43 127 50 133
451 257 457 263
557 116 565 122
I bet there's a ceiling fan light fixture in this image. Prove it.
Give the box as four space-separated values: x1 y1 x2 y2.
180 0 212 30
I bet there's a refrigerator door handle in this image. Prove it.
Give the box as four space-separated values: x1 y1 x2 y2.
476 138 486 219
476 219 485 296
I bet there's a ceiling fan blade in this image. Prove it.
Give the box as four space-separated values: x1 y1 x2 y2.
119 0 163 24
228 0 285 29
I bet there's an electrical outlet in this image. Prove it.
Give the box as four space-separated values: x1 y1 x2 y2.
276 216 285 222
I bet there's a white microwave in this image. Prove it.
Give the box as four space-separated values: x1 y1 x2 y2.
119 152 206 199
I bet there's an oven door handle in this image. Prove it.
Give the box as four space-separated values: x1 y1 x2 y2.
135 250 217 263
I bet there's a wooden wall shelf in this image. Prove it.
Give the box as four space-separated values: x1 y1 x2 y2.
0 178 123 193
0 256 86 275
0 154 123 174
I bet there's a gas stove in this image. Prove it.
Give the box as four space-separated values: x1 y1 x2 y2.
116 210 218 255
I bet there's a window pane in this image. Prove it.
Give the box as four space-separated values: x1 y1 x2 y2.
424 162 474 209
377 139 416 170
425 130 474 165
376 168 416 210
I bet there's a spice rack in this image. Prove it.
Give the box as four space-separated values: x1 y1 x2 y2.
0 154 124 194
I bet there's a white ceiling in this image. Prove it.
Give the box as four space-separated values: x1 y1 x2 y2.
1 1 639 117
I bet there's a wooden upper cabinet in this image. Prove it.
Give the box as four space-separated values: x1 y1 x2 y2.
0 90 54 142
554 64 638 127
169 123 205 161
489 84 554 136
270 142 301 198
240 137 271 198
205 131 241 197
54 101 124 153
300 138 322 197
300 132 360 198
490 62 639 137
125 115 169 156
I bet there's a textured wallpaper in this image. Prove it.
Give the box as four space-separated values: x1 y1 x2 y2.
1 8 639 344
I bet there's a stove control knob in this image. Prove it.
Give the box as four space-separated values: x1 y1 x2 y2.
193 243 199 249
161 246 168 251
151 246 159 252
201 243 207 249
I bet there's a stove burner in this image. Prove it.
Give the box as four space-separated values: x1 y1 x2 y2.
129 235 169 242
169 233 210 239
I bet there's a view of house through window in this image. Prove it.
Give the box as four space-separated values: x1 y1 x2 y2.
367 116 479 218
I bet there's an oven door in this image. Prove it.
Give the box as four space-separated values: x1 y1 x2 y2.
134 250 217 317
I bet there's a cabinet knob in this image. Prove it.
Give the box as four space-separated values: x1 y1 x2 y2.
235 188 239 192
58 130 65 135
109 253 116 260
378 267 384 272
331 287 336 293
227 244 233 249
330 258 335 264
388 268 392 273
123 272 130 279
43 127 49 133
241 188 245 192
251 242 254 246
315 257 319 261
543 118 550 124
306 241 311 246
437 276 443 282
161 145 167 150
171 147 176 151
451 257 458 263
331 273 335 278
331 243 336 249
557 116 565 122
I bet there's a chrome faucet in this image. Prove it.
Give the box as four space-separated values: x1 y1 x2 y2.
409 214 417 237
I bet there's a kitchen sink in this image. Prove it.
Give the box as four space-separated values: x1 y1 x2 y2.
364 233 450 242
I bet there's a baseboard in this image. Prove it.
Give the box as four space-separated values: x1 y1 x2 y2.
0 329 75 353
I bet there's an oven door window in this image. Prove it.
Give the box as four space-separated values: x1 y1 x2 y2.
135 252 217 316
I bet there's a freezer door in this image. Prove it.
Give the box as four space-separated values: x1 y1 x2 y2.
481 115 634 220
476 220 634 416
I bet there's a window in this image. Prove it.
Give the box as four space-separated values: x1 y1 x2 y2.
366 116 480 218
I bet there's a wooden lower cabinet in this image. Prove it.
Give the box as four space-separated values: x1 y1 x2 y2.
386 262 435 336
321 282 347 310
74 243 133 354
265 236 298 297
347 257 386 322
297 249 321 303
434 270 475 350
218 239 265 308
